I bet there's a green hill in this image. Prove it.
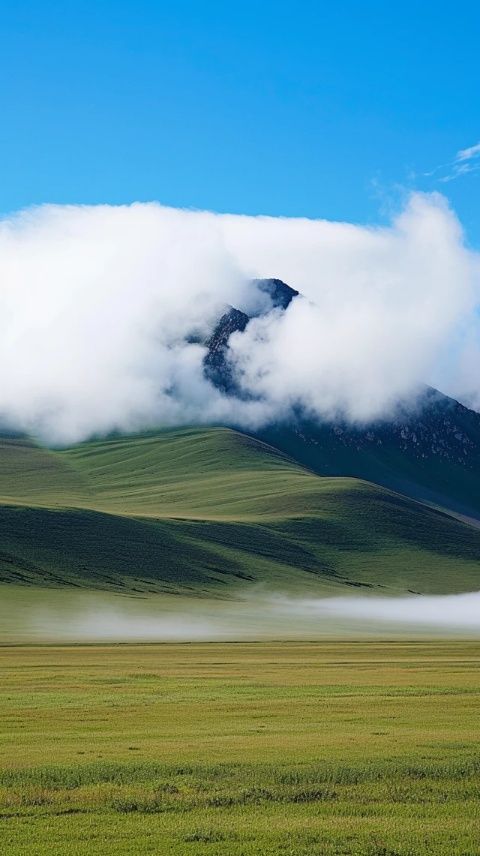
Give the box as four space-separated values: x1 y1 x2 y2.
256 403 480 524
0 427 479 597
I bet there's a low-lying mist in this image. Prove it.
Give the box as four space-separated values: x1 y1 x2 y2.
2 587 480 643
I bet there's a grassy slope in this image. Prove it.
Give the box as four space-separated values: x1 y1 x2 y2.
257 418 480 521
0 428 480 595
0 437 88 506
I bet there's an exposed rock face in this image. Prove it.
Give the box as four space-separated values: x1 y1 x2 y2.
253 278 299 311
204 279 298 394
297 387 479 469
204 307 250 393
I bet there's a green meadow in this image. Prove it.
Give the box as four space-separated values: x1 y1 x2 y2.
1 641 479 855
2 427 480 853
2 427 480 597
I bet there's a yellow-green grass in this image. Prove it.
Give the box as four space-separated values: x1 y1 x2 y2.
1 427 480 595
0 428 367 521
1 641 479 855
0 437 88 506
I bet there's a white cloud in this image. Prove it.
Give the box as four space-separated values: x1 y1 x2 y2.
456 141 480 162
433 140 480 182
0 193 478 444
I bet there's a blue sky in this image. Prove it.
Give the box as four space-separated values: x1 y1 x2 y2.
1 1 479 242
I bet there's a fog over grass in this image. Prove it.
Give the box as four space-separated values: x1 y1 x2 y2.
0 192 479 443
2 587 480 642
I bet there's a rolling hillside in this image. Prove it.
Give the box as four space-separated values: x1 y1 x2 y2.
255 389 480 524
0 427 480 597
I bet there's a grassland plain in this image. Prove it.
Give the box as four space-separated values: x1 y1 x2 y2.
1 641 479 855
1 427 480 597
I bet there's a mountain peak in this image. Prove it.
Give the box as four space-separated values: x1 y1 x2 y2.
203 279 298 394
253 278 299 311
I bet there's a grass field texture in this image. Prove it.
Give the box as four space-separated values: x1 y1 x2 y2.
1 641 479 855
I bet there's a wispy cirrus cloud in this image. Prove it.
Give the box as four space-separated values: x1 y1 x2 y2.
426 140 480 183
457 142 480 162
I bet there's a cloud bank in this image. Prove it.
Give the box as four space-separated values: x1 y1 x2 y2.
0 193 479 444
